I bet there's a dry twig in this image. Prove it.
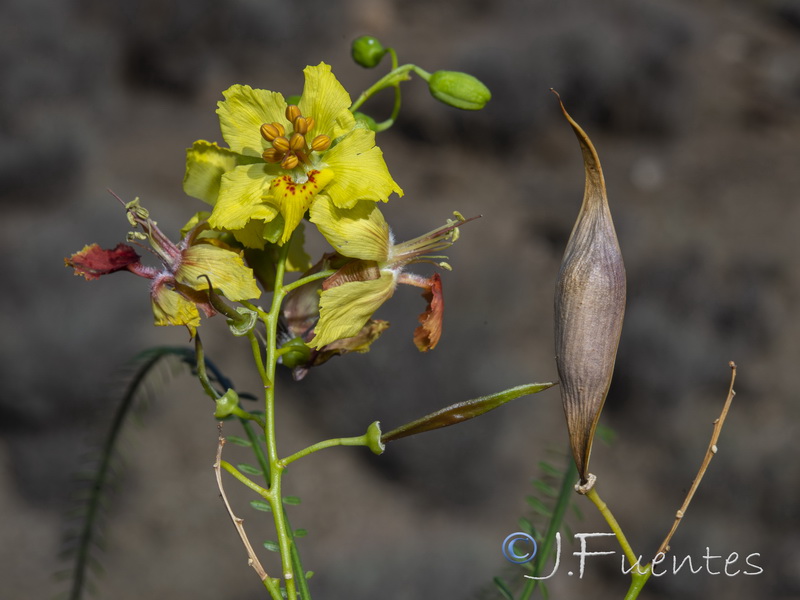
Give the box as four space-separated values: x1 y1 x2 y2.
214 426 269 582
656 361 738 557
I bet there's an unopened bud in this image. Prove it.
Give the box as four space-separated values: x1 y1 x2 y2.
428 70 491 111
351 35 387 68
279 337 312 369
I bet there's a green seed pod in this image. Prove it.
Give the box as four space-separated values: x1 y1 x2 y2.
351 35 387 68
427 70 491 111
553 94 626 484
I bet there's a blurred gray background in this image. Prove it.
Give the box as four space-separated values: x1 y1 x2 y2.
2 0 799 598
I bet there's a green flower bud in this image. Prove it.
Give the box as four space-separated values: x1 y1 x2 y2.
214 389 240 419
280 337 312 369
351 35 387 68
428 70 491 110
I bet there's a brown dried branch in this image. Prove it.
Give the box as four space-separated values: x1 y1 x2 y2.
656 361 738 557
214 427 269 582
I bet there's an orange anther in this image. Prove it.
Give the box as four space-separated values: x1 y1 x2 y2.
272 136 290 153
281 153 299 170
289 133 306 152
310 135 331 152
285 105 302 123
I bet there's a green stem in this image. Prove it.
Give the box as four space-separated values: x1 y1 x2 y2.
624 570 652 600
350 62 423 114
240 299 269 320
519 455 578 599
280 435 371 468
220 460 271 497
242 422 311 600
584 487 639 568
261 241 299 600
194 335 218 401
247 330 268 384
240 420 271 483
281 269 336 295
584 486 652 598
230 405 266 429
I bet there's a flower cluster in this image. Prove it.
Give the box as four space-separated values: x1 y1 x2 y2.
67 61 470 372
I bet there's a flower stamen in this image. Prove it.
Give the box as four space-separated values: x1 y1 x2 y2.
259 106 331 171
260 122 285 141
285 104 302 123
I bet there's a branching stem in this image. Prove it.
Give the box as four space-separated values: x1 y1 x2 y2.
214 432 282 599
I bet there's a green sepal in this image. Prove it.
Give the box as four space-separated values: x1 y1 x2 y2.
214 388 240 419
365 421 384 455
227 306 258 336
428 70 491 110
381 382 556 443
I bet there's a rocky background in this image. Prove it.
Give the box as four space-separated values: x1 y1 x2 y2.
2 0 799 599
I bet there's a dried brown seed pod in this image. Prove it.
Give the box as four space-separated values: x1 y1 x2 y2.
553 92 626 483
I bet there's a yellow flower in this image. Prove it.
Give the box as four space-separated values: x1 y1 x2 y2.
183 63 402 246
65 200 260 337
307 197 469 350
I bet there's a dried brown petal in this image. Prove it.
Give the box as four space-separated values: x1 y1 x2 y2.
65 243 141 280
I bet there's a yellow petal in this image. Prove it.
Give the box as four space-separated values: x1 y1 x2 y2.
180 211 212 239
298 63 356 140
309 195 390 261
231 217 284 249
309 271 396 348
209 163 279 231
151 285 201 336
177 243 261 301
184 140 247 205
322 127 403 209
217 85 288 157
269 169 334 244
